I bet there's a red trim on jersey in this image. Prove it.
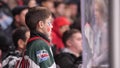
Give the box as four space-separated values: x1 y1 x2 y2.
27 36 50 45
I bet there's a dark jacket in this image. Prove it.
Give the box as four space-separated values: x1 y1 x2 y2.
55 49 82 68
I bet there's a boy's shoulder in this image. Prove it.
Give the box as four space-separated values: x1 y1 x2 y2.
27 36 50 48
26 38 51 54
28 39 49 48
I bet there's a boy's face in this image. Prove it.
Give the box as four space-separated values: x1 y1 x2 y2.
42 15 53 38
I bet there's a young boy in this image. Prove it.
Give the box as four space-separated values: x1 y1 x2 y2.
25 7 56 68
2 26 30 68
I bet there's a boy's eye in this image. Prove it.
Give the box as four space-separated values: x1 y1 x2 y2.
48 22 51 26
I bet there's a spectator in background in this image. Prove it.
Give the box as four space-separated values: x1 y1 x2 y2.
0 1 14 57
28 0 37 8
63 5 72 23
66 2 78 23
11 6 28 29
65 1 81 32
70 17 81 31
0 30 10 61
2 0 17 9
85 0 109 67
55 29 82 68
51 17 70 55
67 2 78 17
2 0 25 9
54 1 65 18
0 0 13 32
92 0 109 67
40 0 55 14
2 26 30 68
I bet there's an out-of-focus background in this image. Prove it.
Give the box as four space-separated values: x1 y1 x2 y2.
0 0 120 68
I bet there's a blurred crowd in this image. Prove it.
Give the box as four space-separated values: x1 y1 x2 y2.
0 0 82 68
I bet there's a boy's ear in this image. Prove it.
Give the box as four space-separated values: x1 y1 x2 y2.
37 21 44 29
17 39 24 49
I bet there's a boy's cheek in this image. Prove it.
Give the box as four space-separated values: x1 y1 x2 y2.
47 27 51 32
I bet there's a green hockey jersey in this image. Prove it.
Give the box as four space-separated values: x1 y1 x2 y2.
26 32 56 68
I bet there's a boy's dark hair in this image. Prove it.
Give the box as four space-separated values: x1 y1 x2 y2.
12 26 29 48
62 29 80 47
25 6 51 31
